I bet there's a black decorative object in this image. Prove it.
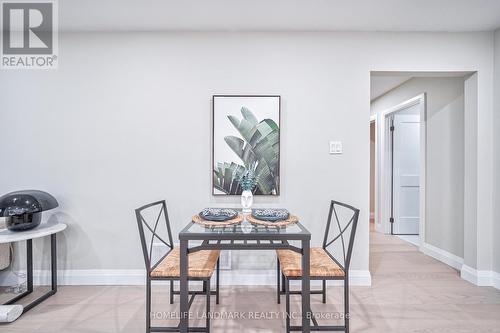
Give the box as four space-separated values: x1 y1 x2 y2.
251 208 289 222
0 190 58 231
199 208 238 221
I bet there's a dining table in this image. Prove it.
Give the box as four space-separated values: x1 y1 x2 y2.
178 212 312 332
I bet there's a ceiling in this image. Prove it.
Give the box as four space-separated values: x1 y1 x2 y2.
371 76 412 101
59 0 500 32
370 71 472 101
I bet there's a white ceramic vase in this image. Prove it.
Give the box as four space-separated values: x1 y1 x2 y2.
241 190 253 213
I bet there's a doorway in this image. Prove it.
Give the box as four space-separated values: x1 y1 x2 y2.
378 94 426 246
387 99 422 236
370 71 476 283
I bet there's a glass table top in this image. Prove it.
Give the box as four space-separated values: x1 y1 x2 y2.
180 212 310 238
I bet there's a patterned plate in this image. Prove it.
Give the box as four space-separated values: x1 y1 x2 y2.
251 208 290 222
199 208 238 221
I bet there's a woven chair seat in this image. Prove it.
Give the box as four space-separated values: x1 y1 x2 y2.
151 248 220 279
276 248 345 278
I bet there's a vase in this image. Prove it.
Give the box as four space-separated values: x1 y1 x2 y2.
240 216 253 233
241 190 253 213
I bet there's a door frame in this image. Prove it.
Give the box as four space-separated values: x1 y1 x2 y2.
369 115 377 229
378 93 426 245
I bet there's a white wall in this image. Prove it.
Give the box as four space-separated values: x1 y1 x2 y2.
0 31 495 285
371 77 465 258
494 29 500 275
463 74 479 271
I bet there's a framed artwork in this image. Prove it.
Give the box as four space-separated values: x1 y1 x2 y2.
212 95 281 196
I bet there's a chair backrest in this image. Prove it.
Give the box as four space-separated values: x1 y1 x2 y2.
322 200 360 272
135 200 174 272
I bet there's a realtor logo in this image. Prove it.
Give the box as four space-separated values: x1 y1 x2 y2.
1 0 58 69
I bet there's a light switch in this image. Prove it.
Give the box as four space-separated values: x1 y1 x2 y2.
329 141 342 154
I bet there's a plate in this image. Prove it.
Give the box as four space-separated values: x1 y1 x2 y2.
199 208 238 221
251 209 290 222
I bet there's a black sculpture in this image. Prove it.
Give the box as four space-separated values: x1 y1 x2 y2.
0 190 58 231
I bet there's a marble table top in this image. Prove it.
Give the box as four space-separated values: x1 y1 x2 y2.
0 221 67 244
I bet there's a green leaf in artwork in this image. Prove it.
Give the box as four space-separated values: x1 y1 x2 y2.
214 106 280 195
213 162 245 194
241 106 258 125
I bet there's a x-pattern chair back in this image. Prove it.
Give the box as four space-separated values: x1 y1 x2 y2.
135 200 174 272
322 200 360 272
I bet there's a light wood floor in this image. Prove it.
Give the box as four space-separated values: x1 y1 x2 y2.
2 228 500 332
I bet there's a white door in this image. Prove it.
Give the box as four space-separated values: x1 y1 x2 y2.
391 110 420 234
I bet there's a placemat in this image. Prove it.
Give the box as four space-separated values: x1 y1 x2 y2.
246 214 299 227
192 214 243 227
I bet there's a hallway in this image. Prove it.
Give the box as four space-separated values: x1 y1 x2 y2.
366 229 500 332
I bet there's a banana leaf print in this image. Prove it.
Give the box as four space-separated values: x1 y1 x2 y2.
213 106 279 195
213 162 246 195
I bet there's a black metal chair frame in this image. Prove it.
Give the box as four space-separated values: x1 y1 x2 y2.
135 200 220 333
276 200 360 333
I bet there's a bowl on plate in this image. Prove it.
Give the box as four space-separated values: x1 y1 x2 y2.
199 208 238 221
251 209 290 222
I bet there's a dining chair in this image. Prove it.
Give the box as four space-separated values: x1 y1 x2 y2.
135 200 220 333
276 200 359 333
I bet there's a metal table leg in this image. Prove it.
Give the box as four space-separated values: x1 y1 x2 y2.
51 234 57 292
27 239 33 293
4 234 58 313
301 238 311 333
179 239 189 333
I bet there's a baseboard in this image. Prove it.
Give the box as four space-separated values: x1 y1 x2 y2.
459 265 475 284
418 244 500 290
33 269 372 287
420 242 463 270
219 269 275 286
219 269 371 286
492 271 500 290
460 265 500 289
34 269 146 286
